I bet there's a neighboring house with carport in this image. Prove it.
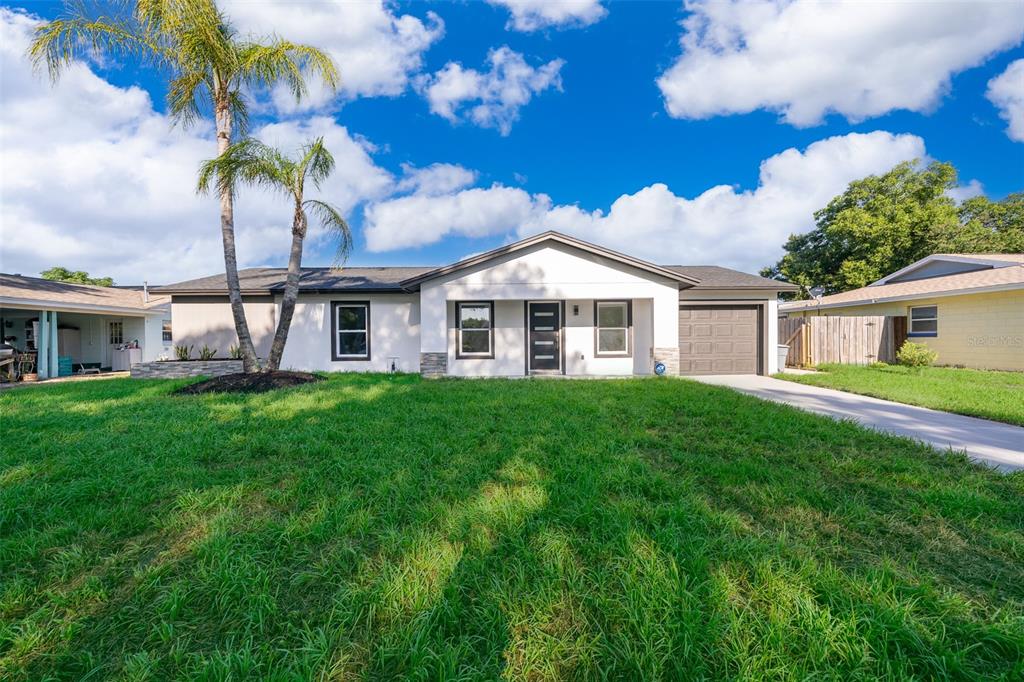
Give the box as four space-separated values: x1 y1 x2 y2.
0 273 172 378
158 231 797 377
779 254 1024 371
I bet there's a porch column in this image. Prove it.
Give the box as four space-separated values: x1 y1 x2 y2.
37 311 49 378
652 288 680 375
49 311 59 377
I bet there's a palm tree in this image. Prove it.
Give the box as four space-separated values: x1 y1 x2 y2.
29 0 338 372
199 137 351 370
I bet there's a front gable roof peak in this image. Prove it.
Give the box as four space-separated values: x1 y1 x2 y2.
399 231 701 289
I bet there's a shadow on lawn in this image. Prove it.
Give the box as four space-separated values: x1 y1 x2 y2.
2 376 1023 679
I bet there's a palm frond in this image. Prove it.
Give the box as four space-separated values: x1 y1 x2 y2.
28 8 167 81
227 89 250 140
197 138 292 198
167 68 209 128
303 199 352 265
237 40 338 105
297 138 336 191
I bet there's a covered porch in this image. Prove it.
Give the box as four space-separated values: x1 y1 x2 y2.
419 289 680 378
0 307 149 379
405 232 694 378
447 298 656 377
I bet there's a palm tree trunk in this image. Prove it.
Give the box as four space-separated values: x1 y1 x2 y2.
215 99 260 373
266 202 306 370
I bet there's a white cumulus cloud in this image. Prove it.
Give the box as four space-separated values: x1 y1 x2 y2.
419 46 564 135
487 0 607 31
363 131 931 272
364 185 542 251
987 59 1024 142
658 0 1024 126
395 163 478 196
0 8 393 284
221 0 443 113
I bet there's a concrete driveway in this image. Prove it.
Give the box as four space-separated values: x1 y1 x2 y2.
690 374 1024 472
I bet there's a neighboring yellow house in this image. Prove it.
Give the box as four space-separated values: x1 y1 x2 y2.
779 254 1024 371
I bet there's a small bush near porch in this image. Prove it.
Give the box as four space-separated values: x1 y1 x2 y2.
778 363 1024 427
2 376 1022 679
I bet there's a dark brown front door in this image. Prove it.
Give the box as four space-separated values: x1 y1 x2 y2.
528 302 560 371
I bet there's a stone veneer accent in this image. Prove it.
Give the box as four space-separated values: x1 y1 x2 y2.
654 347 680 376
419 352 447 378
131 360 244 379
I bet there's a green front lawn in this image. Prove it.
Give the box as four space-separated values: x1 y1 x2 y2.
777 364 1024 426
2 375 1022 680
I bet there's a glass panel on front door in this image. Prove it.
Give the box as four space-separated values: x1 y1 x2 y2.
529 303 560 371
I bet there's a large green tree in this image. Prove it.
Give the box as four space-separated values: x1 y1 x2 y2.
763 161 1024 297
29 0 337 372
40 267 114 287
199 137 351 370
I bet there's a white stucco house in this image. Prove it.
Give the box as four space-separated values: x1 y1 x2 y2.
158 232 797 377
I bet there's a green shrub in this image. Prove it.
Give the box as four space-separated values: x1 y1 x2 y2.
173 344 192 361
197 344 217 360
897 341 937 367
228 344 242 360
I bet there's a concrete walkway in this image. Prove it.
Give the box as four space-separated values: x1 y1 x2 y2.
690 375 1024 472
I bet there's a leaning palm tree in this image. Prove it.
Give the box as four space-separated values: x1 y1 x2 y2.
199 137 352 370
29 0 338 372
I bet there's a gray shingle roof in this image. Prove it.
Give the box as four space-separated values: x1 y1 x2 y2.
663 265 798 290
0 273 169 311
158 263 793 293
155 267 434 294
157 235 796 294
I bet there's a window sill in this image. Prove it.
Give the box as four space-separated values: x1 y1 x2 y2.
907 333 937 338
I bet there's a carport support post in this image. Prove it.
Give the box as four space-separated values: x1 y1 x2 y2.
49 312 58 377
37 311 49 378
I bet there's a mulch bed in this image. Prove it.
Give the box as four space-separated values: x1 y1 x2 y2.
173 371 323 395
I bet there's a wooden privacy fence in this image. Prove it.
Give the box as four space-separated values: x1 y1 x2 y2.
779 316 907 367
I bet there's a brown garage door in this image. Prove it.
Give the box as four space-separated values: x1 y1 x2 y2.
679 305 760 375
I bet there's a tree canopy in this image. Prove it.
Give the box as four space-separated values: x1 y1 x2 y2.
40 267 114 287
762 161 1024 298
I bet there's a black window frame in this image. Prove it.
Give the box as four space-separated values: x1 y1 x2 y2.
456 301 495 359
593 300 632 358
330 300 371 361
908 305 938 338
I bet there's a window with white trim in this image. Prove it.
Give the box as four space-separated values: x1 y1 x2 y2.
909 305 938 337
109 321 124 345
162 320 173 343
332 302 370 360
595 301 630 356
457 302 493 357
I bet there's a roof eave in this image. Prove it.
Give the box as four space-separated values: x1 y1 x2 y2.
0 296 163 316
870 254 1020 285
693 283 800 292
160 287 410 296
399 231 702 289
779 281 1024 311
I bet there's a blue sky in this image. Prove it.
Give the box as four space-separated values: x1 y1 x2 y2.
1 0 1022 283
